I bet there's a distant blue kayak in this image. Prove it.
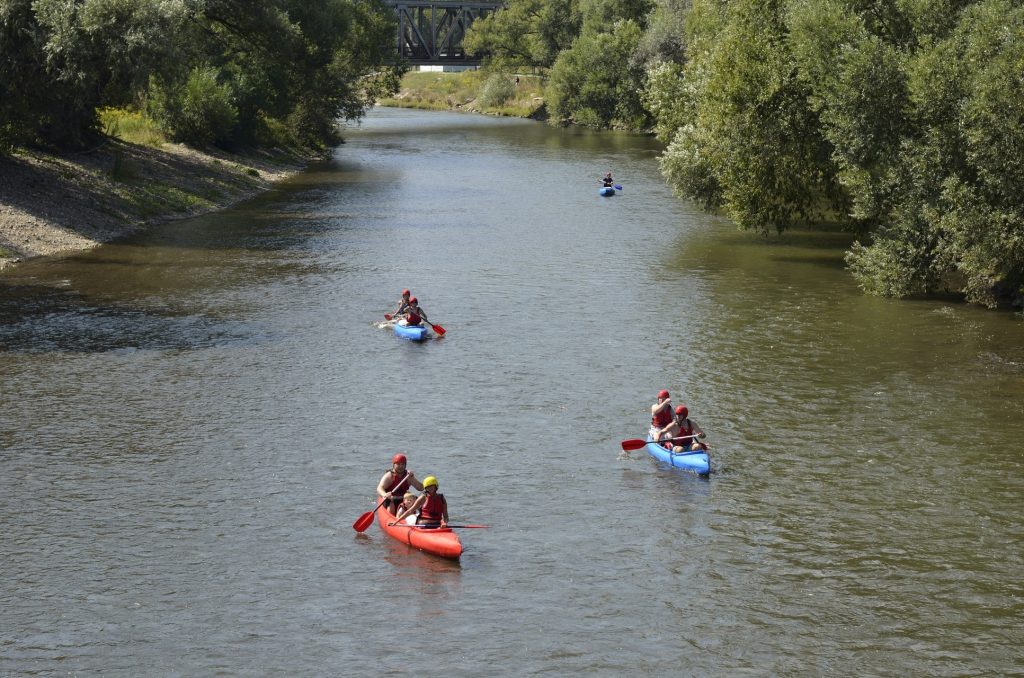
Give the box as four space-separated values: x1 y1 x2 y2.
645 435 710 476
394 321 429 341
599 186 615 197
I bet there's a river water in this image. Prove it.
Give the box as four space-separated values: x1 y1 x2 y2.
1 108 1022 676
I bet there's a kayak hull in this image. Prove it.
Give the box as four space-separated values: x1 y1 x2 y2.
645 435 710 476
376 505 463 560
599 186 615 197
394 321 429 341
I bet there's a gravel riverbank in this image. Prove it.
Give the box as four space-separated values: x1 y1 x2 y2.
0 139 305 270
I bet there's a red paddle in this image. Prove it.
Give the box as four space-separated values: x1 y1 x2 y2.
383 313 446 336
621 434 703 451
353 473 410 532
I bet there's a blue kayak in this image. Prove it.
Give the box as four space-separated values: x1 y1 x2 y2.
645 435 710 476
599 186 615 197
394 321 429 341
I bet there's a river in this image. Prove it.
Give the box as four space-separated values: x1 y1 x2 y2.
1 107 1022 676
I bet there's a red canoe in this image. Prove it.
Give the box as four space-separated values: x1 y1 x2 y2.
376 505 463 560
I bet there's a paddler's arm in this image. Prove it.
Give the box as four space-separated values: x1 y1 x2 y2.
376 472 393 499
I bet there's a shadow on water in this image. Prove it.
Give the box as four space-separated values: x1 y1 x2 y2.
0 279 272 354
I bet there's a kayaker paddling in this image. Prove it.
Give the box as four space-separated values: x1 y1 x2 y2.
601 171 614 188
670 405 707 452
391 288 412 319
650 389 674 441
403 297 428 327
394 475 448 527
377 453 424 515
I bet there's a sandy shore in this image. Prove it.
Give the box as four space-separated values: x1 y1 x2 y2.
0 139 306 270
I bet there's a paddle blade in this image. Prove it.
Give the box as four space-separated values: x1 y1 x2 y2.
352 511 375 532
431 323 446 336
621 438 648 451
384 313 393 320
614 184 623 190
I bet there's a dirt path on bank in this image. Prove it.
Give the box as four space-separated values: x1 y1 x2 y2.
0 139 304 270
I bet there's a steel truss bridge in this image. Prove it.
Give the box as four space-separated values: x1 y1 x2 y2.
382 0 503 65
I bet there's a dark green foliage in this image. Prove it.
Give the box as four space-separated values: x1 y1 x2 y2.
546 20 651 128
0 0 402 152
148 68 238 147
635 0 692 66
654 0 841 233
467 0 653 130
649 0 1024 307
464 0 583 70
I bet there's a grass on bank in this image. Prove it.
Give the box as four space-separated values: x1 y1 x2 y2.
98 107 167 147
377 70 545 118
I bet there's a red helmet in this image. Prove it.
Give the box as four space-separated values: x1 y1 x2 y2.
401 288 410 296
391 453 407 465
658 389 670 400
409 296 418 304
676 405 688 418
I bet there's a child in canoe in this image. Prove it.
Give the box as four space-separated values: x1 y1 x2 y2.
399 492 419 525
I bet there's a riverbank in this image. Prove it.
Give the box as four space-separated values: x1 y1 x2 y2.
377 70 547 119
0 140 306 270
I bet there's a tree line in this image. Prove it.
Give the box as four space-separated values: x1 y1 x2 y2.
0 0 403 153
466 0 1024 308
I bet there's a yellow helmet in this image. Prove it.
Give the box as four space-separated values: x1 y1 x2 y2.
422 475 438 489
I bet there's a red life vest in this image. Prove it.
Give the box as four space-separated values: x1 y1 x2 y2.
407 310 422 326
418 493 446 523
652 404 672 429
677 418 707 449
385 471 410 496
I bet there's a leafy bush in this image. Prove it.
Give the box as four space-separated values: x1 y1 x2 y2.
478 72 516 107
148 68 238 147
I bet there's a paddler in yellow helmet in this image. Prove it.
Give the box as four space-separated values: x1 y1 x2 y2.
394 475 448 527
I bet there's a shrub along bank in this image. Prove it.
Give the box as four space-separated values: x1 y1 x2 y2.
377 71 547 119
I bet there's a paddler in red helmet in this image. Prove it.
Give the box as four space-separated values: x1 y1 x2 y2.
403 296 429 327
377 453 423 515
650 389 674 443
391 288 412 319
669 404 707 452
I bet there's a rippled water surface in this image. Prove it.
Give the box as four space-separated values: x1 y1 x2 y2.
2 108 1023 676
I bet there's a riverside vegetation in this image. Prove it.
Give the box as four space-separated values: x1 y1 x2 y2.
0 0 403 266
3 1 1022 310
460 0 1024 309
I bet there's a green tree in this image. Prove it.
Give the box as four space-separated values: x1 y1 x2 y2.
464 0 582 69
546 19 650 128
1 0 401 152
635 0 692 66
657 0 840 233
847 0 1024 305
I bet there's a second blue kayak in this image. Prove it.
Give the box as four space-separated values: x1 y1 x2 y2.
394 322 429 341
599 186 615 197
645 435 710 476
